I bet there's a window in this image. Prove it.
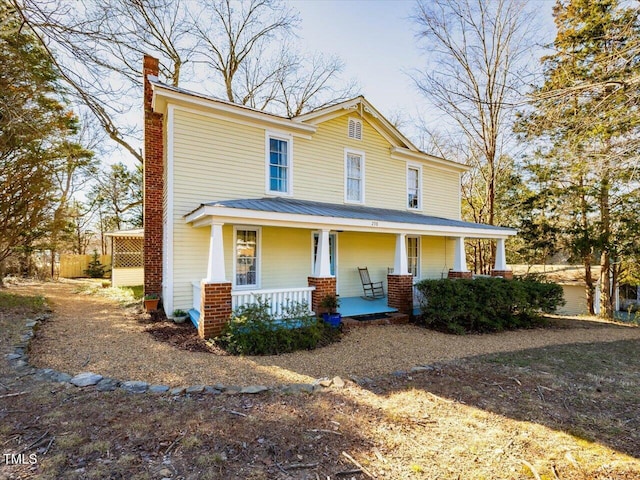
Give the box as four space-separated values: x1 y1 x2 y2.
345 150 364 203
312 233 337 276
407 236 420 278
407 165 422 210
266 134 291 194
235 228 259 287
348 118 362 140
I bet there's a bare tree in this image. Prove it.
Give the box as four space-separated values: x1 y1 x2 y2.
193 0 299 104
276 52 359 117
11 0 197 163
13 0 358 164
193 0 358 115
412 0 536 230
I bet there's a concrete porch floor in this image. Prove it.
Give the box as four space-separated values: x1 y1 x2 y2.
337 296 398 317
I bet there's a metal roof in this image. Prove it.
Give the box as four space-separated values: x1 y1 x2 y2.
197 197 515 233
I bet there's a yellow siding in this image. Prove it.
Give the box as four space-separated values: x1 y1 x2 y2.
172 109 265 215
171 109 461 218
171 223 210 311
295 116 403 208
169 107 463 309
170 220 458 310
171 108 265 310
260 228 311 289
332 233 455 296
171 225 313 311
336 232 395 297
422 167 460 219
420 236 455 279
558 285 590 316
112 268 144 288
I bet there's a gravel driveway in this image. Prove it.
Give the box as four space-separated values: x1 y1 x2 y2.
22 281 640 388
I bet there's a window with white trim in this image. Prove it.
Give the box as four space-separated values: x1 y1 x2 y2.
348 118 362 140
266 134 291 194
407 236 420 278
407 165 422 210
235 228 259 287
345 150 364 203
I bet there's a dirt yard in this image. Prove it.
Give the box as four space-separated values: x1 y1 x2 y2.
1 279 639 479
22 280 640 388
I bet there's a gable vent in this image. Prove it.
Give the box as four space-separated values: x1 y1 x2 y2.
348 118 362 140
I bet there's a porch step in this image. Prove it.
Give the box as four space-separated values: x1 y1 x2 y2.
342 312 410 327
188 309 200 328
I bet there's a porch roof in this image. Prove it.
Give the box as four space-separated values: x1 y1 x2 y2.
185 197 516 239
104 228 144 238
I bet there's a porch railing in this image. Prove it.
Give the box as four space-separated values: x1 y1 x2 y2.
192 282 201 312
232 286 315 318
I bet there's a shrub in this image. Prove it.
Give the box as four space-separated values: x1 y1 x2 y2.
215 296 339 355
84 250 109 278
415 276 564 334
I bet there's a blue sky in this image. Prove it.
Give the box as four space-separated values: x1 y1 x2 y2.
293 0 429 125
290 0 557 145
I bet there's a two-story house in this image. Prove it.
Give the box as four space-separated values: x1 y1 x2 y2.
142 55 516 339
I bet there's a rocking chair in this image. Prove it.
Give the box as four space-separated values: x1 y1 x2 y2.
358 267 385 299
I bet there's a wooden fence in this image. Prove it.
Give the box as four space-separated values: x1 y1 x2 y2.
59 254 112 278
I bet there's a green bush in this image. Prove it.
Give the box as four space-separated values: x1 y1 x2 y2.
84 250 109 278
415 276 564 334
215 297 339 355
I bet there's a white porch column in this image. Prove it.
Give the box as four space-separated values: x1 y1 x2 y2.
205 223 227 282
494 238 507 271
314 229 332 277
393 233 409 275
453 236 469 272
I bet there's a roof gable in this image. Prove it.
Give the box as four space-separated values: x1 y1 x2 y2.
149 80 467 172
295 96 419 152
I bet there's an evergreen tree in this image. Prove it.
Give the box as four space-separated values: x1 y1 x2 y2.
0 2 88 283
521 0 640 317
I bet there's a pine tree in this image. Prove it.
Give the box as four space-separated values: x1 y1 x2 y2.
0 2 87 283
521 0 640 317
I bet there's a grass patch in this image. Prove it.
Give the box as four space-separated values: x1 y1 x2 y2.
0 291 45 310
75 282 143 305
80 440 111 456
56 433 84 449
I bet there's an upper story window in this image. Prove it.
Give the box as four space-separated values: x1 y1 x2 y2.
348 118 362 140
407 164 422 210
266 133 292 195
345 149 365 203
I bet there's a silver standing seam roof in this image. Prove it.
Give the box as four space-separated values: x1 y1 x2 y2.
191 197 514 233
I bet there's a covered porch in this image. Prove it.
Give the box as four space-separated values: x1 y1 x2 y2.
184 197 516 338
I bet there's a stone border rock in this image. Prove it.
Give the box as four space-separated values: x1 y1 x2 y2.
4 316 352 396
6 316 439 396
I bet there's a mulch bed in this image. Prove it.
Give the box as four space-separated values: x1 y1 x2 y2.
139 309 224 354
140 308 342 355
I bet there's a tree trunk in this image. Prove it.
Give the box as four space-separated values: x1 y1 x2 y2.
578 175 595 315
599 168 613 319
584 257 595 315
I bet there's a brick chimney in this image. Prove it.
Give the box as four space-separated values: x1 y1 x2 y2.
143 55 164 297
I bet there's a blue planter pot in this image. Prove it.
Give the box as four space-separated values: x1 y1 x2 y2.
322 313 342 328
